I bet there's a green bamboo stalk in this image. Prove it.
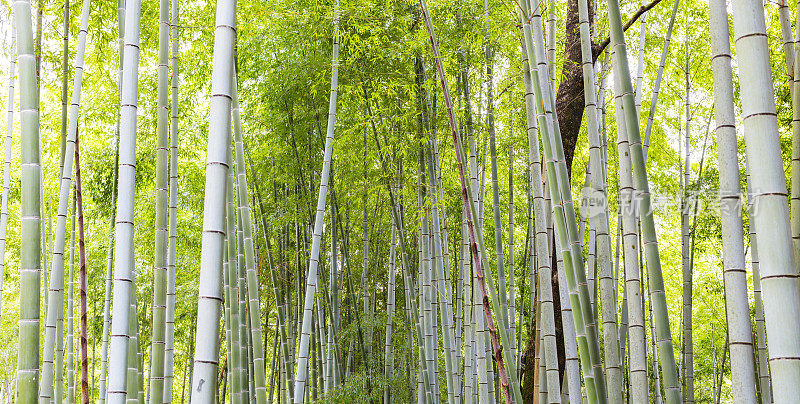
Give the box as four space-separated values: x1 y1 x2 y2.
642 0 679 159
520 0 606 400
681 47 694 404
292 0 340 399
521 39 561 402
383 214 397 403
607 0 682 399
40 0 92 397
777 0 794 83
231 76 268 404
222 228 237 404
417 0 523 401
234 211 251 403
426 146 458 404
99 1 125 401
162 0 179 399
225 151 242 404
577 0 622 398
105 0 142 400
147 0 170 398
13 0 42 398
0 26 16 322
126 277 139 404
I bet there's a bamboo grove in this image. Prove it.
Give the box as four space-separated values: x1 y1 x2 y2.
3 0 800 400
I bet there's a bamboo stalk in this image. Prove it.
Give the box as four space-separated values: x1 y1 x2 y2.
13 0 42 398
730 0 800 398
0 23 15 323
188 0 235 399
292 0 341 399
606 0 683 399
163 0 179 399
99 2 125 402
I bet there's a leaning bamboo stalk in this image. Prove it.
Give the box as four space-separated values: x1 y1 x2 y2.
147 0 171 397
39 0 91 398
0 29 15 321
13 0 42 398
521 39 561 402
105 0 142 400
577 0 622 398
99 2 125 402
521 0 607 399
231 76 268 404
187 0 235 400
730 0 800 399
162 0 179 399
642 0 679 159
292 0 340 399
606 0 683 399
418 0 522 401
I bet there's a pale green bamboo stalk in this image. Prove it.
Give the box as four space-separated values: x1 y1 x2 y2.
292 0 340 399
484 0 509 337
231 77 268 404
731 0 800 399
777 0 794 82
105 0 141 400
613 49 649 403
521 40 561 402
234 211 251 403
187 0 236 401
222 235 239 404
40 0 92 396
508 145 517 372
577 0 622 397
746 176 771 403
426 146 458 404
162 0 179 399
418 0 522 400
681 48 694 404
520 0 605 399
0 27 16 322
99 1 125 401
607 0 682 398
642 0 679 160
13 0 41 398
791 2 800 273
147 0 170 398
383 214 397 404
225 154 242 404
126 278 139 404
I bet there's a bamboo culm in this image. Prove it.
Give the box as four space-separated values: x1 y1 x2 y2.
730 0 800 398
